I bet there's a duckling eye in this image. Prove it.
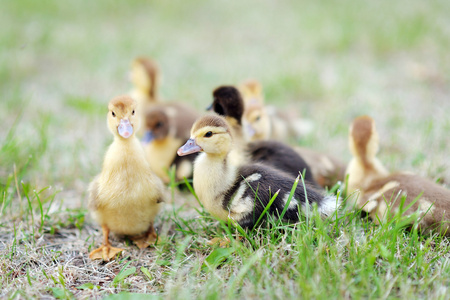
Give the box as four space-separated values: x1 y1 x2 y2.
132 110 135 115
156 121 163 128
112 111 116 117
204 131 213 138
255 116 261 121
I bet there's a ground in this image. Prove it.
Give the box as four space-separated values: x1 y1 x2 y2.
1 0 450 299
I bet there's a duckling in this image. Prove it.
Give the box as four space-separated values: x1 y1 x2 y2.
129 57 160 106
209 86 317 185
346 115 389 195
88 96 165 260
177 115 339 228
142 103 200 183
346 115 450 235
239 79 314 142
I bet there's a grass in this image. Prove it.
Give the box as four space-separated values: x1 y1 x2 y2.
2 0 450 298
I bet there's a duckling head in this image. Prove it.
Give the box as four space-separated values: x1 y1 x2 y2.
107 96 140 139
349 115 380 163
177 115 232 157
243 105 270 140
142 107 169 143
239 79 264 107
130 57 159 99
207 86 244 126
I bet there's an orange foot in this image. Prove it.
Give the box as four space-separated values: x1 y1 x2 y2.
131 225 160 249
89 245 123 261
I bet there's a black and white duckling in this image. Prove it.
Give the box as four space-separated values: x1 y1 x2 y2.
209 86 318 185
177 115 339 228
142 103 200 183
346 115 450 235
88 96 165 260
239 79 314 142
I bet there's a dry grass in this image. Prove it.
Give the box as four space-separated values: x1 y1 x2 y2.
2 0 450 298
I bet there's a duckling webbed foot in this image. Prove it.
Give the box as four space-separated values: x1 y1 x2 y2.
89 225 123 261
89 244 123 261
132 224 160 249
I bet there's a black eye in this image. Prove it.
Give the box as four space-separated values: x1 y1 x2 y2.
204 131 213 138
156 121 163 128
112 111 116 117
132 110 135 115
255 116 261 121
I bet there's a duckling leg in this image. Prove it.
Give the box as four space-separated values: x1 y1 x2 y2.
89 225 124 261
132 223 159 249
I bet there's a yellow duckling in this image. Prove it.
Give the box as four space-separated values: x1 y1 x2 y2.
177 115 339 228
142 103 200 183
88 96 165 260
346 115 450 235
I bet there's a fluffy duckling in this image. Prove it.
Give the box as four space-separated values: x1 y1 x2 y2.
346 115 389 195
88 96 165 260
142 103 200 183
177 115 339 228
239 79 314 142
346 116 450 235
129 57 160 106
209 86 317 185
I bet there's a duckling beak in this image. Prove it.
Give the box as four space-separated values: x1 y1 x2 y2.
205 103 213 111
177 138 202 156
118 119 133 138
142 130 154 144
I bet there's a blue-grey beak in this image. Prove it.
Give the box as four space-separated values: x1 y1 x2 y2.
142 131 154 144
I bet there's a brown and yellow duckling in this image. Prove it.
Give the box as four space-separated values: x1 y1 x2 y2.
209 86 318 186
142 103 200 183
88 96 165 261
346 115 450 235
177 115 340 228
